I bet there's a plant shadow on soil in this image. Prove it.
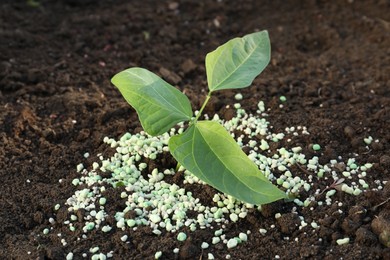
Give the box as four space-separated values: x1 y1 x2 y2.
0 0 390 259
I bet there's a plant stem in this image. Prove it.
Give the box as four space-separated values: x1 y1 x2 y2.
192 92 212 124
175 93 211 173
175 162 181 172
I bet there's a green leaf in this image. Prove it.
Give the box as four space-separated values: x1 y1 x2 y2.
111 68 193 136
115 181 125 187
168 121 286 205
205 30 271 92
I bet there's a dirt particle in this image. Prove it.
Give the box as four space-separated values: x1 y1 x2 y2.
46 246 65 259
56 207 69 223
221 107 235 121
350 137 362 148
379 155 390 167
371 141 384 151
0 61 11 78
76 209 86 223
124 210 137 220
344 126 356 139
348 205 366 223
371 215 390 247
245 212 261 226
76 128 90 141
27 68 45 84
383 181 390 197
333 162 346 172
379 230 390 247
181 59 197 74
331 219 340 230
206 96 223 114
260 202 281 218
372 216 390 235
299 245 320 258
33 211 44 224
276 213 300 234
319 226 334 242
319 216 335 227
22 217 34 229
341 218 360 235
322 146 337 162
179 240 200 259
159 67 181 85
331 232 342 242
355 227 377 245
42 128 56 139
168 2 179 10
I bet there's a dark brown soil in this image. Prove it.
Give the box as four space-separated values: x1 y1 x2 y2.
1 0 390 259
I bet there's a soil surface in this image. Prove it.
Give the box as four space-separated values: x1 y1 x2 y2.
1 0 390 259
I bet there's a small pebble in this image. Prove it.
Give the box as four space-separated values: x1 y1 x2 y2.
177 232 187 241
312 144 321 151
66 252 73 260
229 213 238 222
120 235 128 242
99 198 106 205
101 226 112 233
336 237 350 245
239 233 248 242
234 93 243 100
212 237 221 244
150 214 161 223
227 238 238 249
259 228 267 235
201 242 209 249
364 136 373 145
90 247 99 253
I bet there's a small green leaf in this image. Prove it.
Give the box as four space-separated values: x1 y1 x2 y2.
206 30 271 92
168 121 286 205
115 181 125 187
111 68 193 136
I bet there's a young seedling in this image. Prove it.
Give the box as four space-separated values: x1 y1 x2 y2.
316 178 345 198
111 31 287 205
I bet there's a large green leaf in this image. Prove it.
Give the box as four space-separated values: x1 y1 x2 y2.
111 68 193 136
168 121 286 205
205 30 271 92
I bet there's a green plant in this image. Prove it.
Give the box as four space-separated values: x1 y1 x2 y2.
111 31 287 205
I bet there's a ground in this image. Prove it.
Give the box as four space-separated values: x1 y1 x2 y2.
1 0 390 259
